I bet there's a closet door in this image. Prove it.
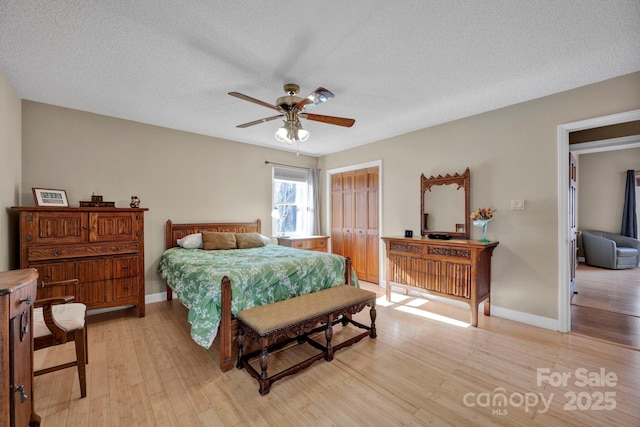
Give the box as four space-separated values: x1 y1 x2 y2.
354 169 369 280
331 174 344 256
365 167 379 283
341 172 355 262
331 167 379 284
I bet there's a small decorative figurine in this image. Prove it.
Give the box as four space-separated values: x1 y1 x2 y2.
130 196 140 208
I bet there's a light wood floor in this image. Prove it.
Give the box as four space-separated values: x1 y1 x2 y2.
571 263 640 349
35 283 640 426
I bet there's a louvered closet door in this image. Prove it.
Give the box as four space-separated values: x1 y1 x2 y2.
365 167 379 283
331 174 344 256
331 167 379 284
342 172 355 263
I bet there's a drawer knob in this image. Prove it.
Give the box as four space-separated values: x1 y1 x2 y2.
19 296 32 305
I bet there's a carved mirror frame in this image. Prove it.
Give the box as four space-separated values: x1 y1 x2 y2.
420 167 470 239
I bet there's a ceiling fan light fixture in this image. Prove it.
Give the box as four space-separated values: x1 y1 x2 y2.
274 120 309 145
297 127 310 142
294 120 310 142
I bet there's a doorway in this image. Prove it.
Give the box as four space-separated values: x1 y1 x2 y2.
557 109 640 333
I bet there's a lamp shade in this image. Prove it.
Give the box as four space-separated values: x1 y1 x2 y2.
274 120 309 145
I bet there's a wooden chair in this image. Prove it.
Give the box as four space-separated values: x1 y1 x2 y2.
33 279 88 398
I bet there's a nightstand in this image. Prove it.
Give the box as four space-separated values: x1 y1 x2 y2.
277 236 329 252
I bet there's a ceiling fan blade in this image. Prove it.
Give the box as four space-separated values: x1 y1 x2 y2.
229 92 280 111
294 87 335 111
300 113 355 128
236 115 284 128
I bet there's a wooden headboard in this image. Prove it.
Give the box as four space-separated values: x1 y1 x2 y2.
165 219 262 249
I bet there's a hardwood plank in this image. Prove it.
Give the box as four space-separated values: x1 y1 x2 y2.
34 281 640 426
572 263 640 349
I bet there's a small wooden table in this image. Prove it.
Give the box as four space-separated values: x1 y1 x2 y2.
277 236 329 252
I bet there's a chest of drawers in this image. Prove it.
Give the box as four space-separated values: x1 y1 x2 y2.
11 207 147 316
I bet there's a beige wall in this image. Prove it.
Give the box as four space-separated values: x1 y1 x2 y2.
577 147 640 232
0 69 22 271
21 101 318 294
15 71 640 325
319 71 640 322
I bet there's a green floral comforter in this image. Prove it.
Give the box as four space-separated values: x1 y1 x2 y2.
157 245 357 348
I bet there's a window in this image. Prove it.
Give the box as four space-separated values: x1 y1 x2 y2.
272 167 310 236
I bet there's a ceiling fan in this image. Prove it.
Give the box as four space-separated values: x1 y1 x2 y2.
228 84 355 145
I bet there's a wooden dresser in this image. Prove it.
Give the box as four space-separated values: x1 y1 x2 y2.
0 268 41 427
381 237 498 326
11 207 147 317
277 236 329 252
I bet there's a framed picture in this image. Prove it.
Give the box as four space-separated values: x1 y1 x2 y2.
32 188 69 207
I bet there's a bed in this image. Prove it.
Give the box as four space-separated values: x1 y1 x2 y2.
158 219 354 372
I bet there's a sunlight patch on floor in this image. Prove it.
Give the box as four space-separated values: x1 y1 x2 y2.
405 298 428 308
376 293 412 307
375 290 469 328
395 305 470 328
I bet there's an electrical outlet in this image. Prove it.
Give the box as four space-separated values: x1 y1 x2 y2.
511 199 525 210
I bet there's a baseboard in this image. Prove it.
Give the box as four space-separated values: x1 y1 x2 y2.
489 305 560 331
146 292 167 305
385 283 560 331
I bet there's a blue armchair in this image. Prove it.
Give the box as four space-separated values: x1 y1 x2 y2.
581 230 640 270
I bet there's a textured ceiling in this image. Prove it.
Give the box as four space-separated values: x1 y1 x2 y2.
1 1 639 157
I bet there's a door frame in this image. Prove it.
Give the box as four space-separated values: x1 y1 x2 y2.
556 109 640 332
326 160 383 284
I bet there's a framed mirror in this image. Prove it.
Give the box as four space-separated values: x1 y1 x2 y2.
420 167 470 239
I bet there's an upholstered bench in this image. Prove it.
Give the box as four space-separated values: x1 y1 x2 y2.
236 285 377 395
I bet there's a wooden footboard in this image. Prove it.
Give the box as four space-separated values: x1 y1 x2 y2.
163 219 353 372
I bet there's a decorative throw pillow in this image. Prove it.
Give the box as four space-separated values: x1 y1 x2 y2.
235 233 266 249
177 233 203 249
202 232 237 250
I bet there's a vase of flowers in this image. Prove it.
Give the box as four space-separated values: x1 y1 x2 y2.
470 206 494 243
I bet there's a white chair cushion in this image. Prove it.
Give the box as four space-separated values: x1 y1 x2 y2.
33 303 86 339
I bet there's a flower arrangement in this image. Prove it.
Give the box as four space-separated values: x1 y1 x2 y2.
470 206 494 221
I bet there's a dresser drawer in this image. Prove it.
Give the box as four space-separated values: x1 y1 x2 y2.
277 236 329 252
27 242 140 262
293 238 326 250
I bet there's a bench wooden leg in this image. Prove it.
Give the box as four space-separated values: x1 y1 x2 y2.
259 346 270 396
325 322 334 362
370 307 377 338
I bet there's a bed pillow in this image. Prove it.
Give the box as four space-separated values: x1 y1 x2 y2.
202 232 237 250
235 232 266 249
176 233 203 249
260 234 274 245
